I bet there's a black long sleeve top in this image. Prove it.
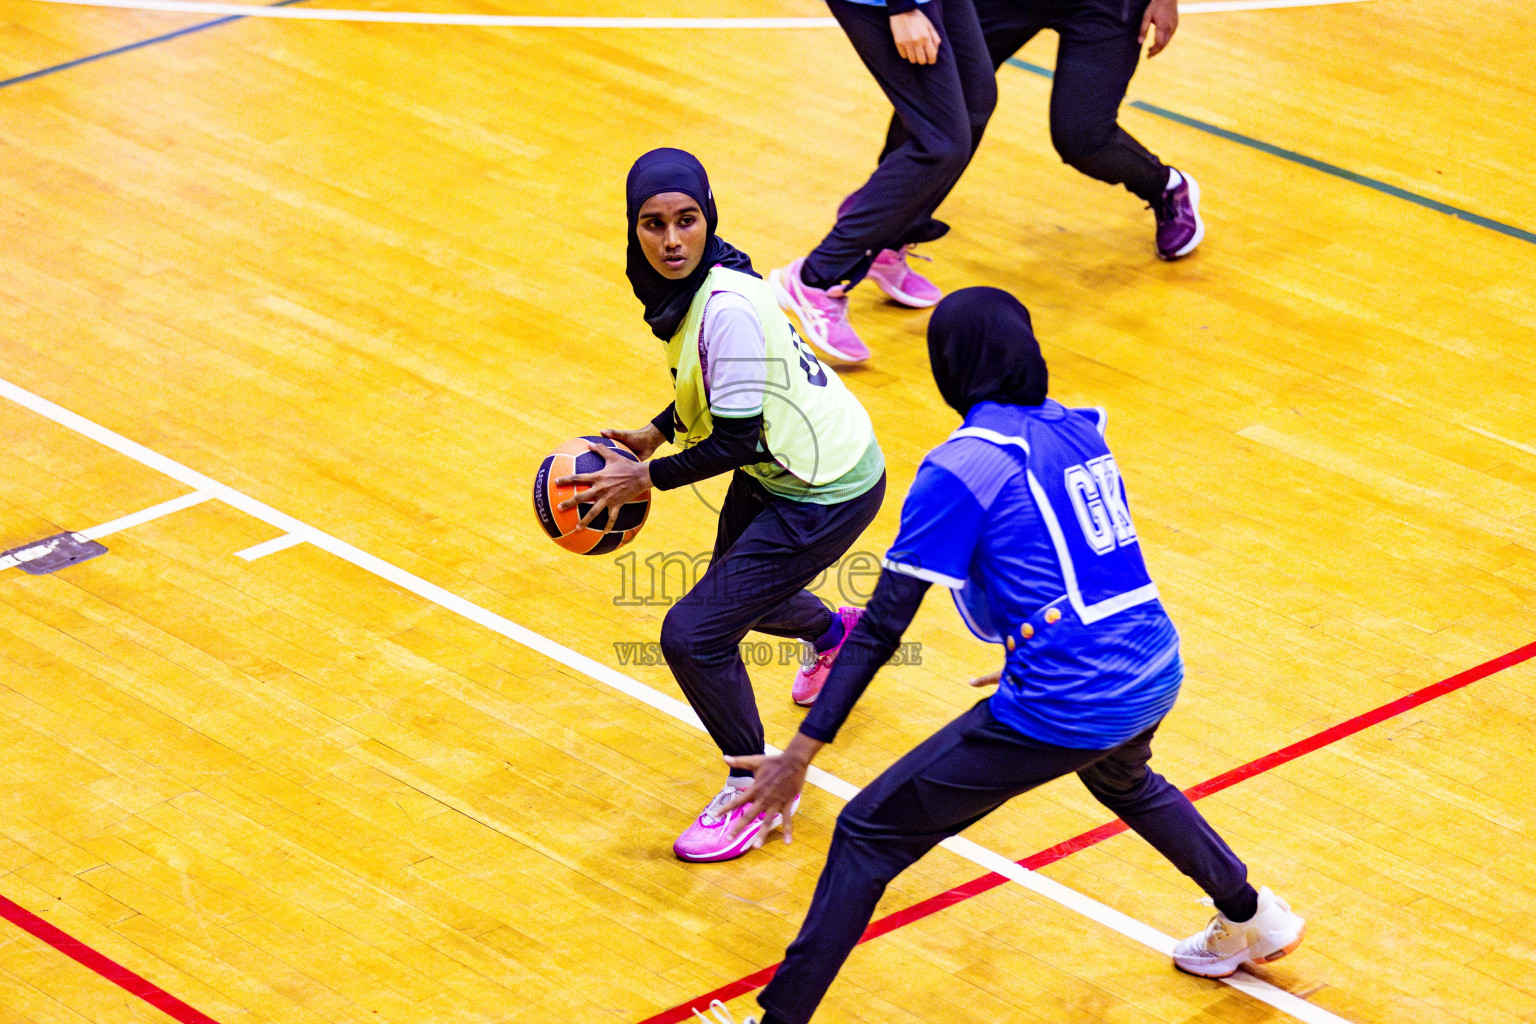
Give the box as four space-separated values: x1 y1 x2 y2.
646 403 769 492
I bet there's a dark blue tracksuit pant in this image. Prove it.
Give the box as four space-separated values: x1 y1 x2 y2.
876 0 1173 206
804 0 998 290
660 471 885 774
758 698 1250 1024
977 0 1170 201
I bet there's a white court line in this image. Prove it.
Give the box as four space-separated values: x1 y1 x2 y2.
234 532 308 561
1462 423 1536 459
77 489 214 541
0 374 1349 1024
0 490 213 571
25 3 843 23
23 0 1380 25
1182 0 1376 9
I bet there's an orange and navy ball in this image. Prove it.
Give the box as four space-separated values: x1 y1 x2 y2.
533 436 650 555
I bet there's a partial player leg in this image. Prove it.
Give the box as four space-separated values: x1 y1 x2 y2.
974 0 1051 72
875 0 1045 155
773 0 994 362
1048 0 1203 257
805 0 990 289
757 700 1106 1024
1047 0 1165 197
719 473 884 643
870 0 999 309
850 0 1009 308
708 469 836 703
855 0 1042 309
662 474 883 861
662 473 781 777
704 471 857 644
733 475 885 707
1077 725 1252 903
1077 726 1306 976
664 477 860 770
899 0 998 240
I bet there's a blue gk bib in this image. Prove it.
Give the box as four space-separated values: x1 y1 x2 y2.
951 402 1158 630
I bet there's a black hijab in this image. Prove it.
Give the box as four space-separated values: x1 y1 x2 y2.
625 148 757 340
926 287 1049 414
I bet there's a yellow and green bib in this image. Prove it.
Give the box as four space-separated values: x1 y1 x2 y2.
665 266 881 503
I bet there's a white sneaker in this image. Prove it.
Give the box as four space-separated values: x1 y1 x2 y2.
692 998 758 1024
1172 886 1306 978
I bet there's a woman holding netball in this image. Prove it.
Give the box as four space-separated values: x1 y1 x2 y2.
557 148 886 863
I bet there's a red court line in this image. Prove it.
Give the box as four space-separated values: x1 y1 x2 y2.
3 641 1531 1024
637 639 1536 1024
0 894 222 1024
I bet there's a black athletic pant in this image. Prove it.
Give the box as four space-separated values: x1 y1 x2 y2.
983 0 1169 200
660 472 885 776
881 0 1170 203
758 699 1249 1024
804 0 997 291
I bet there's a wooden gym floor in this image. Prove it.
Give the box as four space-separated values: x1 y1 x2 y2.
0 0 1534 1022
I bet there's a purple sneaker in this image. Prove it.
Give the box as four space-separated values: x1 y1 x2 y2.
1152 170 1204 260
865 247 943 308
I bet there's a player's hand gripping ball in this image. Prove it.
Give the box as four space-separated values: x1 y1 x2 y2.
533 436 650 554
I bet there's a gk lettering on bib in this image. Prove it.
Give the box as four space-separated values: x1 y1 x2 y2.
951 406 1157 625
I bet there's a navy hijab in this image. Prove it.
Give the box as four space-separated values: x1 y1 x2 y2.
927 287 1049 413
625 148 757 340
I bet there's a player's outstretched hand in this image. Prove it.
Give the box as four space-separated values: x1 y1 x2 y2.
891 9 941 65
968 669 1002 688
555 443 652 528
1139 0 1178 57
722 732 824 846
601 423 665 462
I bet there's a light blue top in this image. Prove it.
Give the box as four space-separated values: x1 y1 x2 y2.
837 0 932 6
883 400 1182 749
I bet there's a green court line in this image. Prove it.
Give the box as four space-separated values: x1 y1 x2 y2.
1005 57 1536 246
0 0 307 90
2 28 1528 247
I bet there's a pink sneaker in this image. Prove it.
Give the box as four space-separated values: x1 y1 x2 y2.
865 247 942 308
673 784 801 863
792 606 863 707
769 258 870 364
